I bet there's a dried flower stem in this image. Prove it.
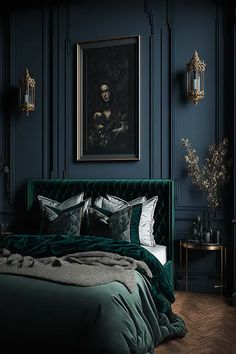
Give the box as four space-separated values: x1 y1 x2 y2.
181 138 231 209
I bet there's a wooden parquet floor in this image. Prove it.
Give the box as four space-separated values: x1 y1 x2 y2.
156 291 236 354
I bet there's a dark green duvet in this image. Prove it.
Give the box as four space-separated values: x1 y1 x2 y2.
0 234 187 353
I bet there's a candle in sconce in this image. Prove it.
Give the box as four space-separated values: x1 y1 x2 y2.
216 230 220 244
24 94 29 104
193 78 200 90
197 78 200 90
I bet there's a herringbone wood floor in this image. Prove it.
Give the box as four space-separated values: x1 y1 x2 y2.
156 291 236 354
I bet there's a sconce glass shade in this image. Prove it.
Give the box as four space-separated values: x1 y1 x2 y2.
19 68 35 115
186 51 206 106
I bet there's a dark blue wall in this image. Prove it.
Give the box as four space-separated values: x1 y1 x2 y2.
0 0 234 295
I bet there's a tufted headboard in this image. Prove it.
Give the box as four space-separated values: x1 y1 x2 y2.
27 179 174 259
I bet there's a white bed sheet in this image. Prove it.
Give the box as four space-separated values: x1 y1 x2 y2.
142 244 167 265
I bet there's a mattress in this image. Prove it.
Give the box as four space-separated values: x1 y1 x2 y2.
142 244 167 265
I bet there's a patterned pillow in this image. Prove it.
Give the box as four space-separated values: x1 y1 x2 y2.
41 205 82 236
94 194 158 246
81 206 132 242
39 197 91 234
26 193 85 234
95 204 142 245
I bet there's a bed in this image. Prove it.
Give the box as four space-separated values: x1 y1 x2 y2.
0 178 186 353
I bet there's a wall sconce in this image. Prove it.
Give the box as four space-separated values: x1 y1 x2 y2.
186 51 206 106
19 68 35 115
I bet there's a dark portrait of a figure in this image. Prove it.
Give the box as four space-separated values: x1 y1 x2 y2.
88 82 129 153
79 36 139 160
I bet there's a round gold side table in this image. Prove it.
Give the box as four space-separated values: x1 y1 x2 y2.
180 240 226 296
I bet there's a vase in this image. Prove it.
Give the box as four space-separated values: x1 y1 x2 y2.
203 208 216 234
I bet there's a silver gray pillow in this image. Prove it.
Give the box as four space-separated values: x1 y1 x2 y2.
94 194 147 213
37 193 84 212
138 196 158 246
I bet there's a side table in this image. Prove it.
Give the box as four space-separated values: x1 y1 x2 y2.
180 240 226 296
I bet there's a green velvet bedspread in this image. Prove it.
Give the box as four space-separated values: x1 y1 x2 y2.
0 234 187 353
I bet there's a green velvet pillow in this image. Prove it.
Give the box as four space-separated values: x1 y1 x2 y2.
95 204 142 245
81 206 132 242
130 204 143 245
40 198 91 236
41 205 82 236
27 193 85 235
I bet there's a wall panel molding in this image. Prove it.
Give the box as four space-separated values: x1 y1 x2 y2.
168 0 175 182
144 0 154 178
151 0 172 180
215 2 224 142
50 4 59 179
42 6 50 179
233 1 236 303
0 14 9 215
174 178 180 206
0 17 3 215
151 1 162 179
64 4 71 179
57 4 67 179
9 13 15 206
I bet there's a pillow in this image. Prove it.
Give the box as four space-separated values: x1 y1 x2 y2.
94 194 147 213
138 196 158 246
94 194 158 246
95 204 142 245
39 197 91 234
41 205 82 236
81 206 132 242
37 193 84 212
28 193 85 234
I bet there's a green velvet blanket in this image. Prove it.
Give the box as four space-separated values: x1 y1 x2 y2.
0 234 187 353
1 234 173 312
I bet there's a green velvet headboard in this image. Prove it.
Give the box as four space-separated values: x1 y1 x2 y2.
27 179 174 259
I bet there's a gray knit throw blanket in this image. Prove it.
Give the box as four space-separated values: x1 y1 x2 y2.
0 248 152 292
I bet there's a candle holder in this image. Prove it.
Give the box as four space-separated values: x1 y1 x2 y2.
186 51 206 106
19 68 35 115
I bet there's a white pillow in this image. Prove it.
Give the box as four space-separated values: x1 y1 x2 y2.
138 196 158 246
94 194 158 246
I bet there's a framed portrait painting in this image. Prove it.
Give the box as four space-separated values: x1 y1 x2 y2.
76 36 140 161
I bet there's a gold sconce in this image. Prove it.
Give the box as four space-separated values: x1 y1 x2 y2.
186 51 206 106
19 68 35 115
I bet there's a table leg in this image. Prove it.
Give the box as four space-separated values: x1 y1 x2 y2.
224 246 227 290
180 241 182 288
186 244 188 292
221 246 223 297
